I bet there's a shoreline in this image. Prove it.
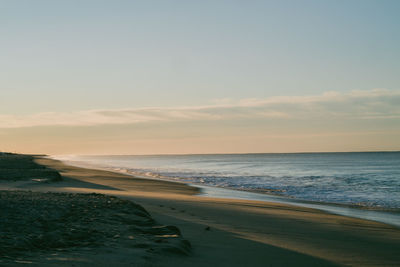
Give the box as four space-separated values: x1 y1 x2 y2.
56 157 400 228
2 156 400 266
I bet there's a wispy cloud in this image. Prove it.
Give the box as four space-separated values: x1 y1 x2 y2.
1 89 399 129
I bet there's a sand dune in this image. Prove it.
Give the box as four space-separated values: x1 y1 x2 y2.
0 154 191 266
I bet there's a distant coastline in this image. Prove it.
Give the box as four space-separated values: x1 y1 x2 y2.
61 150 400 157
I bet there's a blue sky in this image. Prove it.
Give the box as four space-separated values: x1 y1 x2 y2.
0 1 399 154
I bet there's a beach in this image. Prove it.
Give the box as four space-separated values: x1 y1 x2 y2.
1 155 400 266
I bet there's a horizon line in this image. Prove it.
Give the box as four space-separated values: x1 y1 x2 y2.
47 149 400 157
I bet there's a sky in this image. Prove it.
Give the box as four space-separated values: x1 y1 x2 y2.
1 0 400 155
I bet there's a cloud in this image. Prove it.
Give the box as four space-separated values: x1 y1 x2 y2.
0 89 399 129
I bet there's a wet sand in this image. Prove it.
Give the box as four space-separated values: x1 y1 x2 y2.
1 155 400 266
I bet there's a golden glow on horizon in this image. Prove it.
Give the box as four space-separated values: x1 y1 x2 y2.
3 130 400 155
1 89 400 154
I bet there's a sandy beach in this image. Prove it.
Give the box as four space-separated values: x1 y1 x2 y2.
3 1 400 266
1 155 400 266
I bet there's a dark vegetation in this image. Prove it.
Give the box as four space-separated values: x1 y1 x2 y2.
0 153 61 181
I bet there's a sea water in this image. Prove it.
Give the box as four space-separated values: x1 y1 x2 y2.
55 152 400 210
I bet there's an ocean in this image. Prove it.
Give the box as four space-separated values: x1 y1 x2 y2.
55 152 400 210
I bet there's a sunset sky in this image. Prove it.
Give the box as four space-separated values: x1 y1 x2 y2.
1 0 400 154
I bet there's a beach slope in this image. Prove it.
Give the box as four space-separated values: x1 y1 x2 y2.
1 155 400 266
